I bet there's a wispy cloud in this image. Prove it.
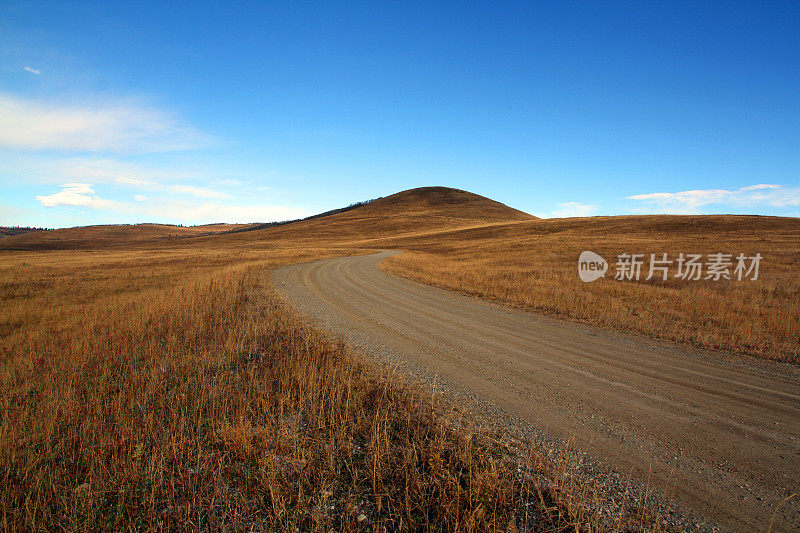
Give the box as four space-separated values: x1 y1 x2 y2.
625 184 800 214
23 66 41 75
0 93 210 152
739 184 781 191
34 181 308 223
36 183 118 209
60 158 228 198
549 201 599 218
61 157 186 183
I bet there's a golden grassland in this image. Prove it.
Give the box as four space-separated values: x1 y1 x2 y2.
0 243 658 531
2 186 797 529
380 214 800 362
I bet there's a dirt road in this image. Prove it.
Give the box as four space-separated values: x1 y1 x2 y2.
272 251 800 531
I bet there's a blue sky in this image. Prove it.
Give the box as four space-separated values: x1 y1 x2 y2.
1 1 798 227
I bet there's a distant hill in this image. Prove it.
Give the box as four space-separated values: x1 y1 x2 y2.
0 226 46 239
367 186 531 218
214 186 536 246
0 223 253 251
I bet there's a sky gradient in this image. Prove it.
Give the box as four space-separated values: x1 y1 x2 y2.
1 1 799 227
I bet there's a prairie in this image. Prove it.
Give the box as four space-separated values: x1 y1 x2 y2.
1 186 796 529
0 234 655 530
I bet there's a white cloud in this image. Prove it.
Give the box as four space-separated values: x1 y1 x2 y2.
0 93 210 152
627 189 733 207
23 66 41 75
60 158 189 183
625 184 800 214
59 158 228 198
739 184 781 191
36 183 118 209
34 182 307 224
549 201 598 218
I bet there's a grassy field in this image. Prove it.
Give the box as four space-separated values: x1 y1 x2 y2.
1 186 796 529
1 241 661 530
379 213 800 363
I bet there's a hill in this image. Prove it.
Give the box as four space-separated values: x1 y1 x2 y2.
344 186 533 225
0 222 253 251
366 186 531 219
215 186 535 246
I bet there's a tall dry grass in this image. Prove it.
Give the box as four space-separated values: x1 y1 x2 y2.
0 247 651 530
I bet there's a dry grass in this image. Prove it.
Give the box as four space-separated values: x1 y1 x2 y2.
3 186 793 530
380 214 800 362
0 243 657 531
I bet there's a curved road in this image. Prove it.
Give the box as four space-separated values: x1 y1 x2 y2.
272 251 800 531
